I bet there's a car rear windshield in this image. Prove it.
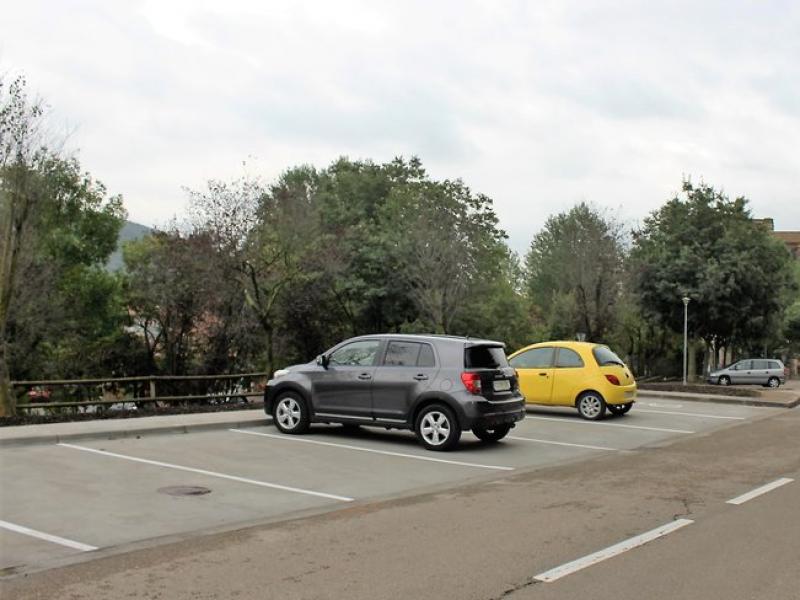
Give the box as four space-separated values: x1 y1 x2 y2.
464 345 508 369
592 346 625 367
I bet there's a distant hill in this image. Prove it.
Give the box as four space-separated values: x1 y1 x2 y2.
107 221 153 271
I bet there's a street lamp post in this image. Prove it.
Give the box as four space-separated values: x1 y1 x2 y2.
682 296 691 385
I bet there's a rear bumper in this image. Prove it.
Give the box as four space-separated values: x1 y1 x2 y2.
458 394 526 429
605 385 637 406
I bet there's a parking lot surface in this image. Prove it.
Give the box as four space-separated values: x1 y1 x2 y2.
0 398 782 575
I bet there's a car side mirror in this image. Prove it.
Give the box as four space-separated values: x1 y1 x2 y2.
316 354 330 369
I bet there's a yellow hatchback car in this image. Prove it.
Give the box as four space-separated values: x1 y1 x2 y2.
508 341 637 420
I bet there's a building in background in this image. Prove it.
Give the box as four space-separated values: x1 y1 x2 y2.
754 218 800 259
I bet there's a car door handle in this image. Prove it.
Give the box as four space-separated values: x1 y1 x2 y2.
413 374 429 381
538 373 548 377
358 373 372 380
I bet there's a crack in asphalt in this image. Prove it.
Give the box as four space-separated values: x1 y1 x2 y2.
490 576 541 599
673 497 693 520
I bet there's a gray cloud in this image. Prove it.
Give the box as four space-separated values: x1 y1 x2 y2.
1 0 798 255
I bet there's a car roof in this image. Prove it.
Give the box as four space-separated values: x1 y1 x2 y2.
351 333 505 348
509 340 606 355
519 340 602 349
731 358 783 362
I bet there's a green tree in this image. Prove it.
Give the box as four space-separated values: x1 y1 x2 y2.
311 157 424 336
524 203 626 342
630 180 796 375
123 231 232 376
380 178 507 333
1 75 124 414
185 169 319 376
781 262 800 362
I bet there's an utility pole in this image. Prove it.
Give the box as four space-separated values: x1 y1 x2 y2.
683 296 691 385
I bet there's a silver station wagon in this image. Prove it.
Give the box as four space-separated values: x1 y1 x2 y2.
707 359 786 388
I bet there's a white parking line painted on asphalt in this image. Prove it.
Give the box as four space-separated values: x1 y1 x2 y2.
507 436 619 452
534 519 694 583
0 519 98 552
525 416 695 434
58 443 353 502
634 408 745 420
229 429 514 471
726 478 794 505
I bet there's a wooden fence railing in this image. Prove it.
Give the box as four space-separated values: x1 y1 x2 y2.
11 372 269 412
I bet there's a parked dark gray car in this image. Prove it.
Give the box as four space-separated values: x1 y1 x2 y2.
707 359 786 388
264 334 526 450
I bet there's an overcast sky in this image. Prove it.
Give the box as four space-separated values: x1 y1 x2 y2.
2 0 798 254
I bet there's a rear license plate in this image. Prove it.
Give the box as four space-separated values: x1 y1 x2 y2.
493 379 511 392
624 390 636 399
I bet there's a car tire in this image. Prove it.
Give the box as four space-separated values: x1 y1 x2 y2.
718 376 730 386
272 392 310 434
767 377 780 389
415 404 461 451
608 402 633 416
576 392 607 420
472 424 512 443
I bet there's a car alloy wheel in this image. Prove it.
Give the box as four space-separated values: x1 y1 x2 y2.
577 392 606 420
718 376 730 386
273 393 309 434
420 411 451 446
767 377 780 388
415 404 461 451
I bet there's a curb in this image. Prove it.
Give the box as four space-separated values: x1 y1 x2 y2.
637 391 800 409
0 414 270 449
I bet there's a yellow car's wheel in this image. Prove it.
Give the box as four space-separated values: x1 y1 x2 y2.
576 392 606 420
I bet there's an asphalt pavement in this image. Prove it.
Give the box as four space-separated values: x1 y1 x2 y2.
1 397 798 599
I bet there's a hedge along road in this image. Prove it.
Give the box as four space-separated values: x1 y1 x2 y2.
0 398 779 576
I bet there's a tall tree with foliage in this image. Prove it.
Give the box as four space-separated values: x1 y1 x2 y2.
525 203 626 342
311 157 425 336
186 168 319 376
630 180 796 374
1 75 125 415
0 75 46 416
380 178 507 333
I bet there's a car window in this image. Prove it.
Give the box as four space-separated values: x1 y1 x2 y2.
509 347 554 369
555 348 584 368
418 344 436 367
329 340 380 367
592 346 625 367
733 361 752 371
753 359 770 370
464 345 509 369
384 341 422 367
768 361 781 370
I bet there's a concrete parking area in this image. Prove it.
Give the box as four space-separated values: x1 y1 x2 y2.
0 398 783 576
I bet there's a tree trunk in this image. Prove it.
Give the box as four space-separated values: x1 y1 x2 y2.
266 327 274 378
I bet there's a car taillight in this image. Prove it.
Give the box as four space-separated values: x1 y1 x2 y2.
461 372 482 394
605 374 621 386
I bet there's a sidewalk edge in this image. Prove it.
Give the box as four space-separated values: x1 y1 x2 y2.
0 416 269 448
637 391 799 409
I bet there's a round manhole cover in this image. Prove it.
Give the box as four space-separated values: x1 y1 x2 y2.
158 485 211 497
